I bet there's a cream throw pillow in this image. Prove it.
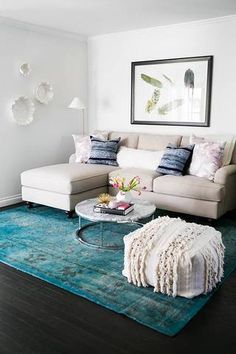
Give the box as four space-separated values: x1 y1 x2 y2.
117 146 164 170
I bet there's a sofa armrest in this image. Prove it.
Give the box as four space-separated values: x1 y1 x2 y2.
214 164 236 184
69 153 76 164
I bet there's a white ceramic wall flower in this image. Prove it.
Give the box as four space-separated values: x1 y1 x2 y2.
12 96 35 126
19 63 31 77
35 82 54 104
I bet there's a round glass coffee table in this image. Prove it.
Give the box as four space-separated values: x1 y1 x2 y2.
75 198 156 250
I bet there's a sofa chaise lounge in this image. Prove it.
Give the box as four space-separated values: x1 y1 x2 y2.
21 131 236 219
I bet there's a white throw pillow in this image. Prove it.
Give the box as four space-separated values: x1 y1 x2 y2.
72 133 107 163
189 141 225 181
190 134 235 166
117 146 164 170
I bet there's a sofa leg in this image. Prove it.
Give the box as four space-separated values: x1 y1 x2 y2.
26 201 34 209
65 211 74 219
207 218 215 225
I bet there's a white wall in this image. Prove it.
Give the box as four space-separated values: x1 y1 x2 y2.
2 15 236 207
88 16 236 135
0 23 87 206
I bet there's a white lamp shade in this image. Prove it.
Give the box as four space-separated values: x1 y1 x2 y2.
68 97 85 110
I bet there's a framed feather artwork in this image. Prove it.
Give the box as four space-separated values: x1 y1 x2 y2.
131 56 213 127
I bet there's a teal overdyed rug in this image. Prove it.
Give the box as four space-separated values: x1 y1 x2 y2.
0 205 236 336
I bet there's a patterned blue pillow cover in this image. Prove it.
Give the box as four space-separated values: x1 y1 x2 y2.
156 144 194 176
87 137 121 166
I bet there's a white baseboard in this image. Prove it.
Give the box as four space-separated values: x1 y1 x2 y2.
0 194 22 208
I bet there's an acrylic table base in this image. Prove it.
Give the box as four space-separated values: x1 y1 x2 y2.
76 217 143 250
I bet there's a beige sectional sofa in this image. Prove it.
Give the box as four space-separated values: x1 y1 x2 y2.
21 131 236 219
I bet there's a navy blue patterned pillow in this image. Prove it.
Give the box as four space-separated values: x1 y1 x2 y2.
87 137 121 166
156 144 194 176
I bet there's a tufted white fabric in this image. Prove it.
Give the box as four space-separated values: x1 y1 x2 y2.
123 216 224 298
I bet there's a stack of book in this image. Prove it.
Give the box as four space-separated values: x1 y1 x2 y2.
93 202 134 216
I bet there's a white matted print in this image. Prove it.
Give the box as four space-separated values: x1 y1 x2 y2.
131 56 213 127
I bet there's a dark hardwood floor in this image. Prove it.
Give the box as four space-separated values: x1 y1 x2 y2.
1 204 236 354
1 263 236 354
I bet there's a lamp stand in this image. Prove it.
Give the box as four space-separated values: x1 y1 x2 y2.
82 109 85 135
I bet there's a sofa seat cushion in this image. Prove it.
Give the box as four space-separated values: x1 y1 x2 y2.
153 175 225 202
21 163 118 195
109 168 161 192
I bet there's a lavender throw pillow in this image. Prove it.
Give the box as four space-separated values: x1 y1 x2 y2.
72 135 91 163
189 141 225 181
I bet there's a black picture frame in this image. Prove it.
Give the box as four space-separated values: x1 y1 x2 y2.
131 55 213 127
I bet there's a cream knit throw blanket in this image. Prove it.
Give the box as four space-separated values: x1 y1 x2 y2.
125 216 224 297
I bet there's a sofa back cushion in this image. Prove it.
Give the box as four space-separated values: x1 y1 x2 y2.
138 134 182 151
96 131 181 151
93 131 236 164
108 131 139 148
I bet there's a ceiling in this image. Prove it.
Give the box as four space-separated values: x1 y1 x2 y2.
0 0 236 37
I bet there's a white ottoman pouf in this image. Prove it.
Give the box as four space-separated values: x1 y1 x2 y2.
123 216 224 298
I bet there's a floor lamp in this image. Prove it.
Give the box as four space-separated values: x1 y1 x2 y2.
68 97 86 135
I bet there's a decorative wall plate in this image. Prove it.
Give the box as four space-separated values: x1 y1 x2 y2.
19 63 31 77
12 96 35 126
35 82 54 104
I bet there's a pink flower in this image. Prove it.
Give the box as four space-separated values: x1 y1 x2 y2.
109 175 142 192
